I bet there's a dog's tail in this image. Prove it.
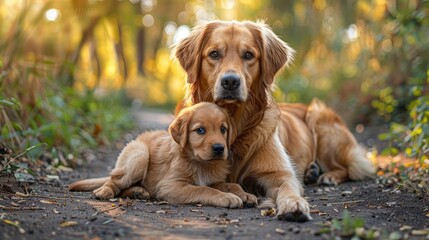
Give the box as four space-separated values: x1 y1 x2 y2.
307 98 375 181
68 177 110 192
347 145 375 180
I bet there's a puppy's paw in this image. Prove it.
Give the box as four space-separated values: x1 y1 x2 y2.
119 186 150 200
304 162 320 185
238 192 258 208
93 186 115 200
317 173 339 186
276 196 311 222
215 193 243 209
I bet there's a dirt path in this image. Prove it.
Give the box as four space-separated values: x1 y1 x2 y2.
1 110 428 240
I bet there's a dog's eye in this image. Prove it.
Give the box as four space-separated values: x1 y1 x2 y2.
209 51 220 60
220 126 227 134
195 127 206 135
243 51 254 60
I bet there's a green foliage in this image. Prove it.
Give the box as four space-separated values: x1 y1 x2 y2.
379 70 429 163
378 0 429 162
319 210 402 240
331 211 365 238
0 84 133 172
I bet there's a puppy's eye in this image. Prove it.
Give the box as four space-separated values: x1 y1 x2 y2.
243 51 254 60
220 126 227 134
195 127 206 135
209 50 220 60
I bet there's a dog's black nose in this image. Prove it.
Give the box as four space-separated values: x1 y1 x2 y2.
212 144 225 155
221 73 240 91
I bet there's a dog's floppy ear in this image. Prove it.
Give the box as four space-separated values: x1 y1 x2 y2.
250 21 295 86
174 25 205 84
174 22 218 84
168 110 192 148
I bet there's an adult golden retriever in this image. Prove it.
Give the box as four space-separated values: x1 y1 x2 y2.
174 20 374 221
69 102 257 208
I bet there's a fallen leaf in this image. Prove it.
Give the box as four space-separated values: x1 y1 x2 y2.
15 192 29 197
53 209 60 214
399 225 412 231
3 219 25 233
411 229 429 236
425 212 429 218
261 208 276 217
59 221 78 228
275 228 285 235
102 219 114 225
341 191 352 196
46 175 60 181
40 199 58 205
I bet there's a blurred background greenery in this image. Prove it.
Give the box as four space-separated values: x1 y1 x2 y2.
0 0 428 170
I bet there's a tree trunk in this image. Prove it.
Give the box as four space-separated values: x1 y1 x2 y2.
114 19 128 85
59 16 100 87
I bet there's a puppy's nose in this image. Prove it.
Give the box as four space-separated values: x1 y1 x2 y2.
212 143 225 155
221 73 240 91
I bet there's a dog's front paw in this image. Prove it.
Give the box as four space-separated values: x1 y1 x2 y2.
93 186 115 200
304 162 320 184
276 196 311 222
318 172 339 186
237 192 258 208
214 193 243 208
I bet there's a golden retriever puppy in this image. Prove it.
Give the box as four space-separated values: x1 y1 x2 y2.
69 102 257 208
174 20 374 221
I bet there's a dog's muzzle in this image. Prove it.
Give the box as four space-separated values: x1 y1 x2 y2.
218 73 242 101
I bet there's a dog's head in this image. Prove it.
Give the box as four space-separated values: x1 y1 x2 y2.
168 102 233 161
174 20 294 105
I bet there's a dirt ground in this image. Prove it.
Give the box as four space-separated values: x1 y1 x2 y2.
1 110 428 240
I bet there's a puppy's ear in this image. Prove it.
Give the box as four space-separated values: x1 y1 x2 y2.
248 21 295 86
225 115 236 148
168 110 191 148
174 22 217 84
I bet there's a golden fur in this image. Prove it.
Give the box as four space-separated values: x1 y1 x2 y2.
174 20 374 221
69 102 257 208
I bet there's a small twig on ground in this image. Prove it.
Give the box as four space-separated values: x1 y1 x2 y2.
92 205 121 216
15 192 92 200
328 200 364 205
0 204 45 211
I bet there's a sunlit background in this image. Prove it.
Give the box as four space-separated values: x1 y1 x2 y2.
1 0 428 159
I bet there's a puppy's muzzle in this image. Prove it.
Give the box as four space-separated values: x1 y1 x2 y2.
212 143 225 157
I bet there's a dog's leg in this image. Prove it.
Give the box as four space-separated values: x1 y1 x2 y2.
211 182 258 207
243 134 310 222
93 140 150 200
158 183 244 208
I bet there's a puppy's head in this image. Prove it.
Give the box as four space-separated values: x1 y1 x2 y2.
168 102 232 161
174 20 294 104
